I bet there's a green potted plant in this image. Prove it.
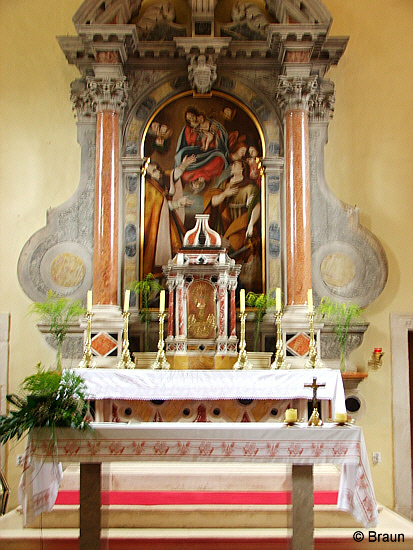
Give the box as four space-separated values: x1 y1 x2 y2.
316 297 363 371
0 364 90 448
129 273 164 352
29 290 85 370
246 288 278 352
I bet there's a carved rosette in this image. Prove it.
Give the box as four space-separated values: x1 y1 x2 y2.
86 76 129 114
276 75 318 114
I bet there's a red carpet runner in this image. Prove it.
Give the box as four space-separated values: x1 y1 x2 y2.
55 490 338 505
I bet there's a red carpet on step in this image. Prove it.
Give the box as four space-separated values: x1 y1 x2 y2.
55 490 338 505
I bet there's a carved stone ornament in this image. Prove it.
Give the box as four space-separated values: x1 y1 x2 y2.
188 55 217 94
86 76 129 113
276 75 318 112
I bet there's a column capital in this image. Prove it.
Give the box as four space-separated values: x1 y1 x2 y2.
276 75 318 114
86 75 129 114
308 80 336 123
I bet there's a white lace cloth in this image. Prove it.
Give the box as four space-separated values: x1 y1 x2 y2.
25 422 377 528
73 368 346 414
18 451 62 527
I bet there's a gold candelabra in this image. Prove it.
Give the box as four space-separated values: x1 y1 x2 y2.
271 310 290 370
151 311 170 370
305 309 324 369
78 311 96 369
116 311 135 369
233 311 252 370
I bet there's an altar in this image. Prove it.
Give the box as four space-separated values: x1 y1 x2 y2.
74 367 346 424
21 422 378 550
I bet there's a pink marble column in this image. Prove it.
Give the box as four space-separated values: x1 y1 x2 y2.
167 286 175 337
285 108 312 306
230 288 236 337
177 285 185 337
218 285 226 337
93 110 119 305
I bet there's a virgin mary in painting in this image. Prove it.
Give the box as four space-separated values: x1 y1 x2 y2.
142 93 263 293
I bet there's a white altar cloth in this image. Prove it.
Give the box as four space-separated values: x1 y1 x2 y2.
73 368 346 414
25 421 377 528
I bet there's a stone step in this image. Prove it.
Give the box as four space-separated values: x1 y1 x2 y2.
28 504 359 529
1 506 412 550
59 462 341 492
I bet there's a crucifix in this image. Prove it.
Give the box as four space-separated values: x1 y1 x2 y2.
304 377 326 426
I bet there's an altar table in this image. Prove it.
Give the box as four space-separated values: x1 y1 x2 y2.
22 421 378 550
73 368 346 419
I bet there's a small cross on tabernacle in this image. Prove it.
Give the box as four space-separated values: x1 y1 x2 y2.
304 377 326 410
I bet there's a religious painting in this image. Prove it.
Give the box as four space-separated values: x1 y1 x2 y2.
142 92 263 294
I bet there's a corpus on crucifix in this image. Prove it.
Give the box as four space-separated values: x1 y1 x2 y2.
305 377 326 426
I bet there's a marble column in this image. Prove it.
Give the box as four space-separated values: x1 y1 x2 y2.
87 67 128 306
277 76 318 306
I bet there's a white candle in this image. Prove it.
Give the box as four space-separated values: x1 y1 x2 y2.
276 287 281 312
124 289 130 313
285 409 297 422
240 289 245 313
159 290 165 313
335 412 347 423
87 290 92 312
307 288 313 311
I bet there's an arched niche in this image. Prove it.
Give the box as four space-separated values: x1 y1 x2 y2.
121 82 284 304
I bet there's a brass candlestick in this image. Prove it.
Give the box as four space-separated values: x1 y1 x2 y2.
233 311 252 370
271 310 291 370
116 311 135 369
305 309 324 369
78 311 96 369
151 311 170 370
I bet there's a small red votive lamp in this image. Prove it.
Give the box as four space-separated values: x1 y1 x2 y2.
374 348 382 354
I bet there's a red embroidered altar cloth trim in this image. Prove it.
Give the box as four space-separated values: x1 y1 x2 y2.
28 422 377 528
73 368 346 414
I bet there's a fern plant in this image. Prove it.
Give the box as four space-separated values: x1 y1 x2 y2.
29 290 85 370
246 289 278 351
0 364 90 446
316 297 363 371
129 273 163 351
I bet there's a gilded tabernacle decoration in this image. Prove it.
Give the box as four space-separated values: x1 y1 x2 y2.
187 281 216 339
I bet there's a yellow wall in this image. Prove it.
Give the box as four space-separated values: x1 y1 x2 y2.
0 0 412 509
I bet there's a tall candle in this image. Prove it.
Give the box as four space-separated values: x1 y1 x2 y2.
159 290 165 313
240 289 245 313
87 290 92 312
276 287 281 312
124 289 130 313
307 288 313 311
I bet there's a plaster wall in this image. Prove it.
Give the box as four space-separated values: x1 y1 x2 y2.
0 0 412 511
